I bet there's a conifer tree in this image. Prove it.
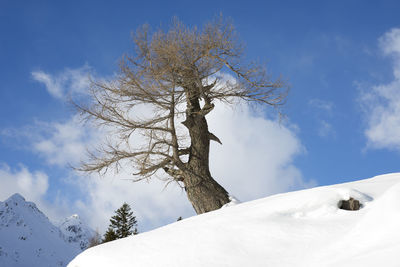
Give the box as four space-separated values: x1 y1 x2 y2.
102 227 118 243
102 203 138 243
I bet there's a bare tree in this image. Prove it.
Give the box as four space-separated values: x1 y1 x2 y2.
87 229 102 248
75 16 288 214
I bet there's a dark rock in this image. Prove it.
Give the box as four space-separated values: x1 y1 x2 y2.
338 197 360 210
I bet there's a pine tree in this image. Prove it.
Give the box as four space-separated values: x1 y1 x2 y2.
102 227 118 243
102 203 138 243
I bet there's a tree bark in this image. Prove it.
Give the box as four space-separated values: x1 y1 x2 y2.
182 89 230 214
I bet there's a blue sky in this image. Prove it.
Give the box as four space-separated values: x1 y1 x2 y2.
1 0 400 232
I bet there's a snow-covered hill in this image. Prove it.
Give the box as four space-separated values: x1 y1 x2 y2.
68 173 400 267
0 193 93 267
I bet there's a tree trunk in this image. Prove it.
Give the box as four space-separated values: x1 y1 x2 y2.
182 91 230 214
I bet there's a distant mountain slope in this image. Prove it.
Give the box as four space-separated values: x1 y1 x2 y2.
0 193 93 267
68 173 400 267
58 214 95 250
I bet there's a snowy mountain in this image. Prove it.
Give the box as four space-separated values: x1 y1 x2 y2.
68 173 400 267
0 193 93 267
58 214 96 250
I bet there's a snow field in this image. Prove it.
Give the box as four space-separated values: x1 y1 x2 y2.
68 173 400 267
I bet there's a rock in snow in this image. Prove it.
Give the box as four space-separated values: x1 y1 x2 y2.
0 193 93 267
69 173 400 267
338 197 361 210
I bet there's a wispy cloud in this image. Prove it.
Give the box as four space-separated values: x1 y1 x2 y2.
32 116 101 167
308 98 334 114
317 120 335 138
1 116 102 167
308 98 336 138
359 28 400 151
32 64 92 99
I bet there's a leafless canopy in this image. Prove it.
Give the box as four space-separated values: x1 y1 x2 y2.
75 16 288 186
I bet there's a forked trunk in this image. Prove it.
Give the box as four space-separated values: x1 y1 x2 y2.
182 92 230 214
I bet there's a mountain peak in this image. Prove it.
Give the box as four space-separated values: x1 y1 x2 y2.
6 193 26 203
0 194 92 267
70 214 79 219
2 193 46 222
59 214 95 250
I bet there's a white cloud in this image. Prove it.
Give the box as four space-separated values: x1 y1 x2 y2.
360 28 400 151
379 28 400 79
0 164 49 203
32 64 91 99
74 171 193 232
70 102 314 232
2 114 103 168
17 67 315 232
0 163 87 225
18 101 313 232
31 71 63 98
208 103 313 201
31 115 101 167
13 114 191 231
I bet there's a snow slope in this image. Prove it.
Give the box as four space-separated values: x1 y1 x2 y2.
68 173 400 267
0 194 92 267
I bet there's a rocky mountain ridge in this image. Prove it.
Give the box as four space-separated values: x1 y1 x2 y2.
0 193 93 267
